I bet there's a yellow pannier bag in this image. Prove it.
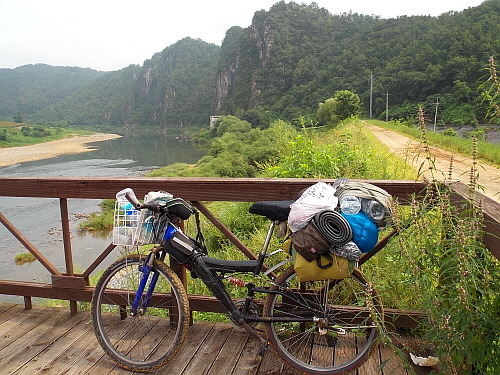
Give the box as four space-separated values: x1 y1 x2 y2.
293 249 354 282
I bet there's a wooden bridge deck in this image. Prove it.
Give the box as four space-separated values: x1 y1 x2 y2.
0 303 432 375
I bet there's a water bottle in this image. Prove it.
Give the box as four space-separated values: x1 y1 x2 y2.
340 195 361 215
362 199 385 223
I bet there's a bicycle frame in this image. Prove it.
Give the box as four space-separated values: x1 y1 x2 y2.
129 219 318 343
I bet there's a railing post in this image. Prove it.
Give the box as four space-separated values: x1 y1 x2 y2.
170 220 192 324
60 198 78 315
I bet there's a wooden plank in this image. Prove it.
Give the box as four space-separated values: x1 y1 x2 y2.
208 329 251 375
0 177 425 203
0 305 423 375
9 311 90 374
232 333 261 375
357 339 382 375
55 316 135 375
310 335 334 370
0 306 51 344
256 346 286 375
0 302 17 315
0 304 25 325
32 316 102 375
333 333 358 374
0 308 70 368
154 321 215 375
179 322 232 375
379 343 408 375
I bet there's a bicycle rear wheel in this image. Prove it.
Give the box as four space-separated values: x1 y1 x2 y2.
91 254 190 372
265 266 382 375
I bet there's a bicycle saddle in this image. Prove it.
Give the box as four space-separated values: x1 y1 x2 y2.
249 200 294 222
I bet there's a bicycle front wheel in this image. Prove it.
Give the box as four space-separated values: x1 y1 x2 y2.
91 254 190 372
265 266 383 375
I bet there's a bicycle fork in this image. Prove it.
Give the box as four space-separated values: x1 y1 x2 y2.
131 253 159 316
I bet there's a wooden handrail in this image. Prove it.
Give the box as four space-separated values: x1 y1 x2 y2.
0 177 498 327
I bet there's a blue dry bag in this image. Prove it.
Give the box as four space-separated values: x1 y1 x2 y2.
341 212 378 253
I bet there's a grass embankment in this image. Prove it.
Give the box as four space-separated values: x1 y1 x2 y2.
368 119 500 167
79 119 419 317
72 117 499 373
0 121 93 148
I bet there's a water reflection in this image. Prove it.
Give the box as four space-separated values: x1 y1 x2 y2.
0 134 205 301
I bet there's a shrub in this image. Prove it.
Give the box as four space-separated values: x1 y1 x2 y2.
442 127 457 137
464 127 486 141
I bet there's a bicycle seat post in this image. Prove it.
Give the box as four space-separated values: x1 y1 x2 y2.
254 221 276 274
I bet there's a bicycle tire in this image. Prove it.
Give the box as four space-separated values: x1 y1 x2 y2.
91 254 190 372
265 266 383 375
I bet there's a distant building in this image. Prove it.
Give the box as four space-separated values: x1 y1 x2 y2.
209 116 220 128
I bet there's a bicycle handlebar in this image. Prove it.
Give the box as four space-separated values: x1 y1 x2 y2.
116 188 164 212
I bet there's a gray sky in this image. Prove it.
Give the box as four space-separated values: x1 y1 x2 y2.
0 0 486 71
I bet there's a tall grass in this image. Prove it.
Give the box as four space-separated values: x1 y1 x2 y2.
384 108 500 374
264 120 417 180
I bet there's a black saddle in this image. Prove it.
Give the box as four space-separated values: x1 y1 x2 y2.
248 200 294 222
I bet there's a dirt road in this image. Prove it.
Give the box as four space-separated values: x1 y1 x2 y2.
367 124 500 202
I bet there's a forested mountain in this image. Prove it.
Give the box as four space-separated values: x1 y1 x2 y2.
2 0 499 127
0 64 106 117
216 0 499 124
37 38 220 127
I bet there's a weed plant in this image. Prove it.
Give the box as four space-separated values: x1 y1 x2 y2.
264 120 417 180
387 108 500 374
14 252 36 265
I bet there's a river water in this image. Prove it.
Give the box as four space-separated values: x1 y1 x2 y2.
0 134 205 302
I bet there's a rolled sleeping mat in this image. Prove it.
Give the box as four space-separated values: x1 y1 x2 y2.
312 210 352 246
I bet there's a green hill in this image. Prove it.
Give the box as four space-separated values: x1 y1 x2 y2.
1 0 498 128
0 64 106 118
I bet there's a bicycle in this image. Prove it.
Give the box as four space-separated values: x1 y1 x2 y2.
91 188 383 374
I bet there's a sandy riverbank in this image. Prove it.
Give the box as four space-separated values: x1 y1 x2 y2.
0 133 121 167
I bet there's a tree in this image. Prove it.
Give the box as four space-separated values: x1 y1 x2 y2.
13 112 23 123
317 90 361 126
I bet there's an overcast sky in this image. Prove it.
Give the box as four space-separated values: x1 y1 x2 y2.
0 0 486 72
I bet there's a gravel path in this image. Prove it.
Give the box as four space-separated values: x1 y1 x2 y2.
0 133 121 167
367 124 500 202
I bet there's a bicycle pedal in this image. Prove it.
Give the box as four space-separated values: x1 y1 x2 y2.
258 341 271 357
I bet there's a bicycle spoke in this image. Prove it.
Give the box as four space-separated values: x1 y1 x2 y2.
266 266 382 374
92 255 190 372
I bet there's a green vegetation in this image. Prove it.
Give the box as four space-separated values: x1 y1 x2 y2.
378 109 499 374
14 253 36 265
76 111 498 373
33 38 219 127
317 90 361 127
149 117 297 178
78 199 115 231
0 64 105 120
1 2 498 129
0 121 92 148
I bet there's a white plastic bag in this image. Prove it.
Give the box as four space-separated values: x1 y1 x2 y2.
288 182 338 232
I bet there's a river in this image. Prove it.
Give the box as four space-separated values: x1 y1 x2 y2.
0 134 205 303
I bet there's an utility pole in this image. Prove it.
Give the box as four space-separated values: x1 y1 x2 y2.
433 97 440 132
385 90 390 122
369 71 373 119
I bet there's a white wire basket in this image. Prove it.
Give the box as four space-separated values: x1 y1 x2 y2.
133 209 169 246
112 201 141 246
112 201 170 246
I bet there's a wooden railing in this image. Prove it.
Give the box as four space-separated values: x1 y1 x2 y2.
1 177 498 328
